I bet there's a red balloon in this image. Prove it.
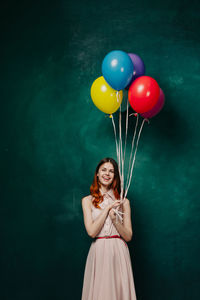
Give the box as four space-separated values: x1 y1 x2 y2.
128 76 160 113
140 88 165 119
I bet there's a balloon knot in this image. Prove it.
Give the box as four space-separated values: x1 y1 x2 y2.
129 112 138 117
109 114 113 118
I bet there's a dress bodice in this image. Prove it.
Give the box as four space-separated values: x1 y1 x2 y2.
91 189 123 237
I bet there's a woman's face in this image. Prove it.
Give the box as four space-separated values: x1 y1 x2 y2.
97 162 115 187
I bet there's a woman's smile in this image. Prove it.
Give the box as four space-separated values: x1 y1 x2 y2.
102 176 111 181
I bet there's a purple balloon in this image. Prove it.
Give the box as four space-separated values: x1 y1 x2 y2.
141 88 165 119
125 53 145 89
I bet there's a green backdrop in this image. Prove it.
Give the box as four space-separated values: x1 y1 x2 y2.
1 0 200 299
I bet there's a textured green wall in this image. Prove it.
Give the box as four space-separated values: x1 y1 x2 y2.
1 0 200 299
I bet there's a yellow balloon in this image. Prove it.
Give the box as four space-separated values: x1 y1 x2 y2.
90 76 123 114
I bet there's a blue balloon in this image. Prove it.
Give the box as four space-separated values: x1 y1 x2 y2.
102 50 134 91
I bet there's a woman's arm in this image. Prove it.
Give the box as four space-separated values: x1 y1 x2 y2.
82 196 121 238
110 198 133 242
82 196 109 238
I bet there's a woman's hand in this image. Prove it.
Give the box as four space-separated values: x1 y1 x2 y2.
108 200 121 220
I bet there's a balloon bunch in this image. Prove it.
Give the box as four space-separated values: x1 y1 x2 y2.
91 50 165 117
90 50 165 214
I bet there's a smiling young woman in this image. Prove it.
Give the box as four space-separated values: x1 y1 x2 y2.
81 158 137 300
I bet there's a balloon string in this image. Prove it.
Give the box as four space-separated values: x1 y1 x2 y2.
113 91 122 223
120 96 130 203
124 117 147 198
123 97 129 163
125 113 139 192
117 91 127 220
111 115 119 166
117 92 121 180
119 101 124 201
121 97 129 203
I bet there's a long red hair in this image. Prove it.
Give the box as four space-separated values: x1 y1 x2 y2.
90 158 121 208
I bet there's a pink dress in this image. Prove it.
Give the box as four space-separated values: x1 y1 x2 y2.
81 190 137 300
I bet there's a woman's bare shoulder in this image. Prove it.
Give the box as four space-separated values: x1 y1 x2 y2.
81 195 93 207
123 198 130 206
122 198 131 213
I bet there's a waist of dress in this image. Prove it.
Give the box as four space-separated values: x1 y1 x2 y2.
94 235 128 247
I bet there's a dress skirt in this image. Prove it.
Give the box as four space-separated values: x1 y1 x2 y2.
81 237 137 300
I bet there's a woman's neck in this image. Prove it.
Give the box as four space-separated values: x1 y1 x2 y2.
100 185 111 194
